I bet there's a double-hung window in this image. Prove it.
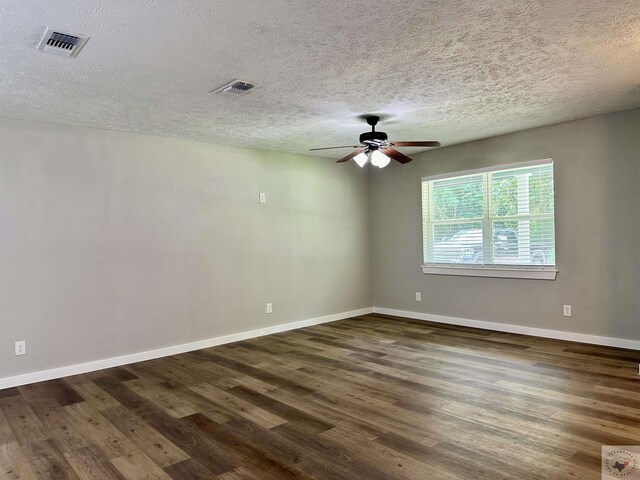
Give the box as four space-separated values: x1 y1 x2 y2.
421 159 557 279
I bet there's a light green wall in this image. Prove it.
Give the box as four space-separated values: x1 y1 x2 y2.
371 108 640 339
0 119 372 378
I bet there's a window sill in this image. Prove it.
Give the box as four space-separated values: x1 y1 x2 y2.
421 265 558 280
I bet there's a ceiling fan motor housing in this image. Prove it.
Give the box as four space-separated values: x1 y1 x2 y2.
359 130 388 145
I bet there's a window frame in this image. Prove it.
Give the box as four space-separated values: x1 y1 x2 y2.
421 159 558 280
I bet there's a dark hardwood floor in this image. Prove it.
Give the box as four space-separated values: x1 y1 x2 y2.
1 313 639 479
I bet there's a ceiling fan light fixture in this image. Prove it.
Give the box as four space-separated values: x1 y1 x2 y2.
313 116 440 167
353 152 368 168
370 150 390 168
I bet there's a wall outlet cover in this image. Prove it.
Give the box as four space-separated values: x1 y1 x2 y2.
15 341 26 356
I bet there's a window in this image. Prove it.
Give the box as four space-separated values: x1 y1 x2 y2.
421 159 556 279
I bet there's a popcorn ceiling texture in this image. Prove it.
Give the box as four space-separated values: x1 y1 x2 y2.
1 0 639 156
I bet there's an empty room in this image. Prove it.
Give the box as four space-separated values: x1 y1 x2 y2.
1 1 639 479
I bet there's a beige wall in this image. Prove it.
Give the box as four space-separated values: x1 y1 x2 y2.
371 108 640 340
0 119 372 378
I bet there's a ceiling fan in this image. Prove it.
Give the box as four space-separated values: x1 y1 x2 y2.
310 116 441 168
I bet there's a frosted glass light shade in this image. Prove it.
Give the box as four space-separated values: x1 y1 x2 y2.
353 152 368 167
371 150 391 168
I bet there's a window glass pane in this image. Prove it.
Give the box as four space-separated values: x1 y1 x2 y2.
531 218 555 265
491 164 554 217
492 220 526 265
529 167 554 215
430 223 483 264
492 221 519 262
491 175 518 217
491 219 555 265
432 174 483 220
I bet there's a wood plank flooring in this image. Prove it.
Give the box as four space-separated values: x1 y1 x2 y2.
1 313 639 479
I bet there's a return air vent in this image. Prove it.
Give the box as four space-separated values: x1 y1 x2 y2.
210 80 260 97
37 28 89 58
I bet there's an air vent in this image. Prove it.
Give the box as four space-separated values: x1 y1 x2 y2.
37 27 89 58
210 80 260 97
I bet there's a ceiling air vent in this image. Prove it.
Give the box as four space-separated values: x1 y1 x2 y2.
210 80 260 97
37 27 89 58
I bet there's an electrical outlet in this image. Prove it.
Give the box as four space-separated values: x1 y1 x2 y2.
266 303 273 314
563 305 572 317
15 340 26 356
259 193 266 203
415 292 422 302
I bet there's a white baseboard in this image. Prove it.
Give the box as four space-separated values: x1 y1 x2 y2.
373 307 640 351
4 305 635 390
0 307 374 390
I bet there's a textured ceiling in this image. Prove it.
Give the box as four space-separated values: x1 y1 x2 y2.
1 0 639 157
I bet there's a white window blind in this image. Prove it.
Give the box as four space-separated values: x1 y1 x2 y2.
422 160 555 271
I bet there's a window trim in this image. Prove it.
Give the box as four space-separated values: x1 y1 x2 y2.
420 264 558 280
422 158 553 182
421 158 556 280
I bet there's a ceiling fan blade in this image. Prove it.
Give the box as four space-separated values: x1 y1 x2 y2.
392 141 441 147
336 149 364 163
309 145 359 151
382 148 413 164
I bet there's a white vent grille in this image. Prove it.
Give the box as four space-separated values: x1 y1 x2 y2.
210 80 260 97
37 28 89 58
